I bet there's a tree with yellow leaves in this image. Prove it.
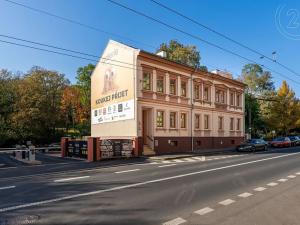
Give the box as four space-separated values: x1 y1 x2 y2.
267 81 300 135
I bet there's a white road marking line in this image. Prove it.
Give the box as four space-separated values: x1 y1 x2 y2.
184 158 196 162
238 192 253 198
158 164 177 168
278 178 288 182
213 158 220 160
219 199 235 206
207 159 213 161
191 157 203 161
254 187 266 192
162 160 172 164
163 217 186 225
173 159 184 163
194 207 214 215
2 152 299 213
54 176 90 183
288 175 296 179
296 172 300 175
115 169 140 174
149 162 159 165
267 182 278 187
0 185 16 190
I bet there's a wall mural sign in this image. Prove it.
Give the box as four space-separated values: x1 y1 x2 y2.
91 46 135 125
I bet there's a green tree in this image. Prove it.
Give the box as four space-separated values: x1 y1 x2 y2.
157 40 202 68
76 64 95 136
12 66 69 144
239 64 275 137
240 64 274 95
0 69 19 146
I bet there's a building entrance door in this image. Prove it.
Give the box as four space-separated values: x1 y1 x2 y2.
142 109 155 155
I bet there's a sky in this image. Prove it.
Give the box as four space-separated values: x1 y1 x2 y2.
1 0 300 96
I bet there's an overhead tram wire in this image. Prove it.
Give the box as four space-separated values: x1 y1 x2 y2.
149 0 300 78
1 33 227 73
2 0 156 50
0 34 139 67
0 39 143 72
105 0 300 85
3 0 297 84
1 35 300 86
0 38 222 77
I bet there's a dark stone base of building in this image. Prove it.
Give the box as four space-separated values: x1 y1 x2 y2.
145 136 245 155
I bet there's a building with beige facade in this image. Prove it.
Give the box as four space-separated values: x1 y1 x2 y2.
91 40 246 155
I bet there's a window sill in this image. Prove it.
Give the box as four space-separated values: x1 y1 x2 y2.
156 127 167 130
142 89 154 93
156 92 167 96
180 96 190 100
168 94 179 98
169 128 178 131
203 100 212 104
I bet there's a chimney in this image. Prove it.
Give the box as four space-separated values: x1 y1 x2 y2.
156 51 167 58
211 69 233 79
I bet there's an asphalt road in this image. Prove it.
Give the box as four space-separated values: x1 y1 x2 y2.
0 147 300 225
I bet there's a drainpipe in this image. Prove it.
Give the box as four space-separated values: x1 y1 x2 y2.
191 68 197 153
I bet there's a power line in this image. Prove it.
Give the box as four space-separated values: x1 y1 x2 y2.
149 0 300 78
0 34 141 68
105 0 300 85
0 39 142 72
0 34 99 59
1 36 300 86
2 0 156 50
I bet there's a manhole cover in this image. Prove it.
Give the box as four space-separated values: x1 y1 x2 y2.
0 215 40 225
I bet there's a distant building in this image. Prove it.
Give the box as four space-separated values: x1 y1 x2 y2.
91 40 246 155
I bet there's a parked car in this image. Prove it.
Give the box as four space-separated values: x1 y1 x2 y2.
236 139 268 152
270 137 292 148
288 136 300 146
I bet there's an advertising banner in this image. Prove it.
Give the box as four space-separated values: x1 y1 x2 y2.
91 41 135 125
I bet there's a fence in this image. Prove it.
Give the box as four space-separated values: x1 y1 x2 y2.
66 140 88 159
100 139 133 159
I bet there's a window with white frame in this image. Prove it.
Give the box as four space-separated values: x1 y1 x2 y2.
169 78 177 95
230 118 234 131
218 116 224 130
180 113 187 128
204 114 209 129
169 112 177 129
142 71 152 90
156 111 164 128
156 75 164 93
195 114 200 129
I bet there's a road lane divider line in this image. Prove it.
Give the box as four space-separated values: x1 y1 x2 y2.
194 207 214 215
184 158 196 162
267 182 278 187
287 175 296 179
163 217 186 225
278 178 288 182
219 199 235 206
158 164 177 168
238 192 253 198
254 187 266 192
173 159 184 163
296 172 300 175
115 169 140 174
0 185 16 190
54 176 90 183
1 151 300 213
